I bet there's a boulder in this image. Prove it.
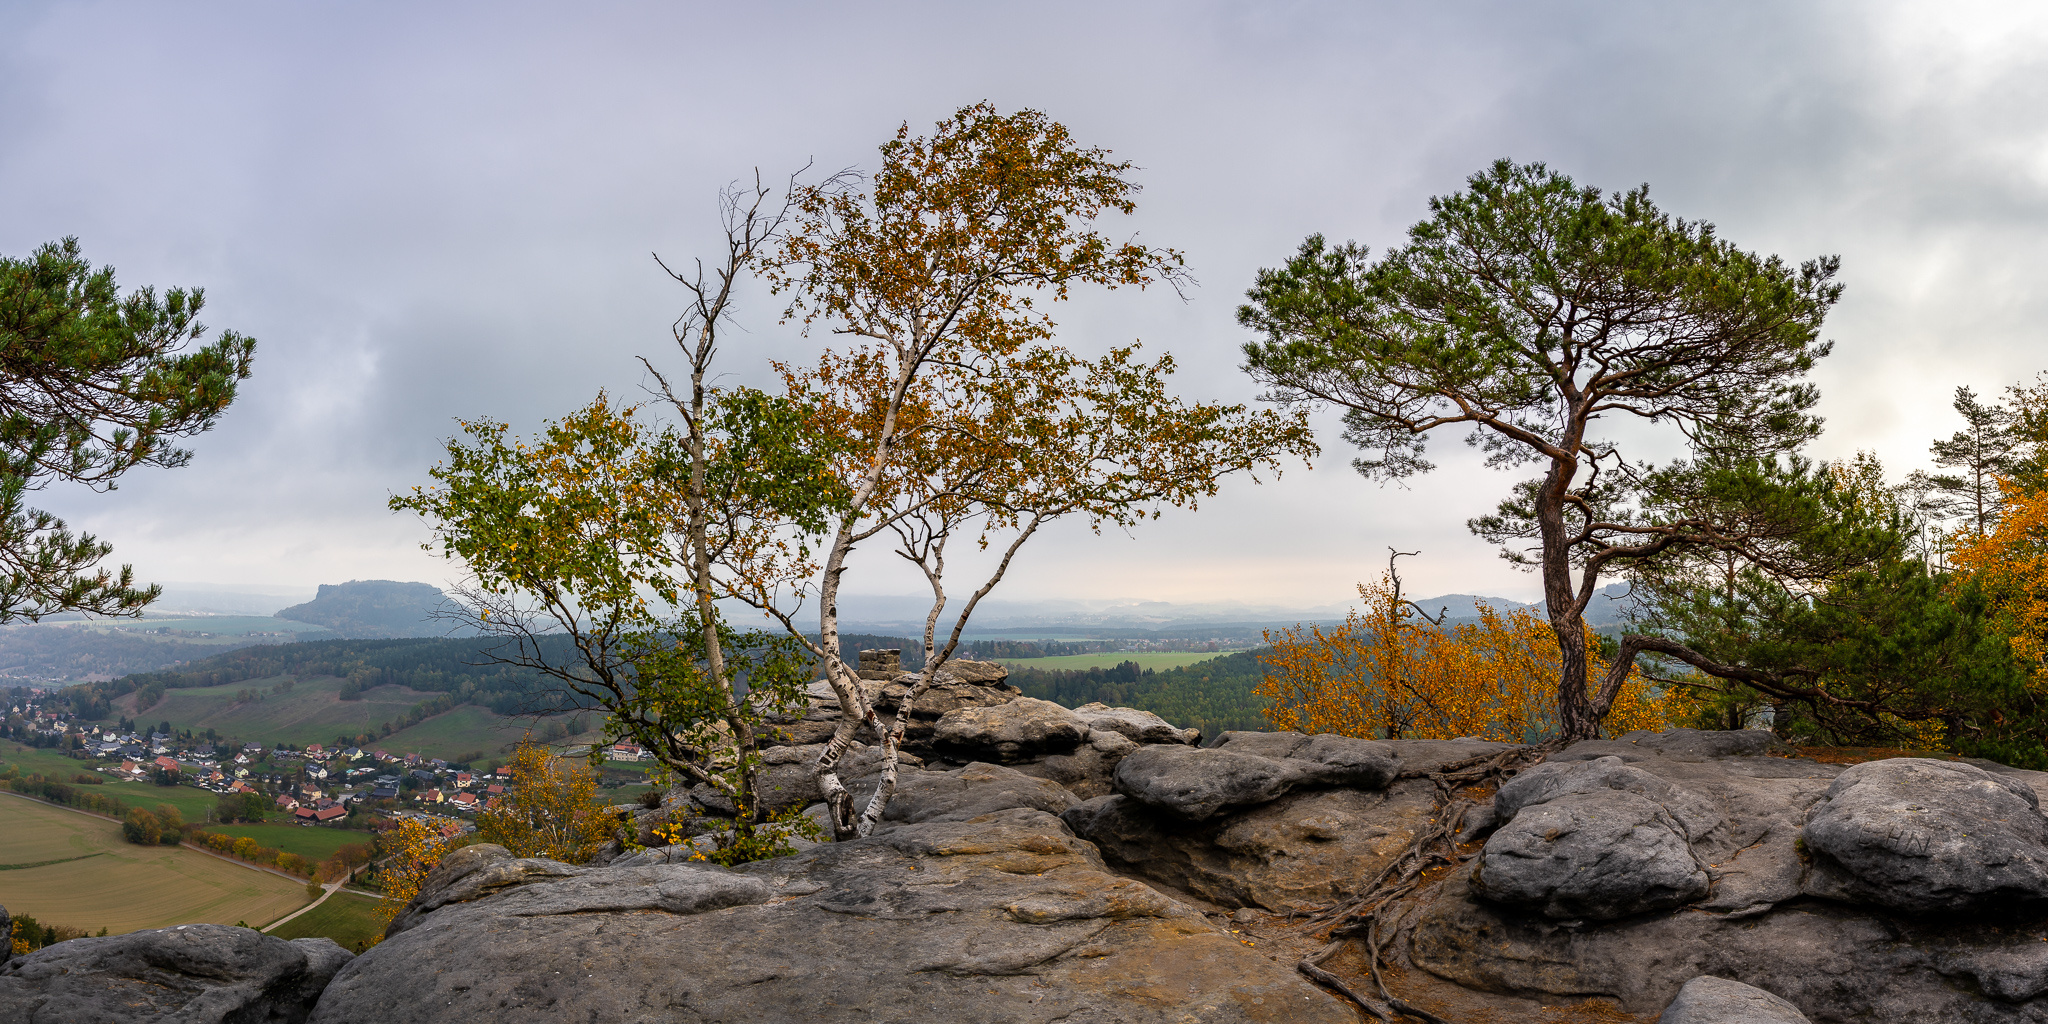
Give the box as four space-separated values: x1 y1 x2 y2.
1472 788 1710 921
1113 734 1399 822
310 809 1353 1024
1113 745 1304 821
0 905 9 969
1800 757 2048 915
932 697 1088 763
1657 976 1812 1024
1075 703 1200 745
0 923 350 1024
863 761 1081 825
1473 756 1715 920
1493 755 1723 838
1411 867 1995 1021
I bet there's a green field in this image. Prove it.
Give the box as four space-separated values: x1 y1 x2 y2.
994 651 1236 672
116 675 441 740
0 794 311 933
0 743 97 779
104 674 583 761
268 890 388 951
205 823 374 861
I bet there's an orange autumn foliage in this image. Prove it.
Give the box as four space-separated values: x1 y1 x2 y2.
1257 575 1669 742
1952 479 2048 682
373 817 450 926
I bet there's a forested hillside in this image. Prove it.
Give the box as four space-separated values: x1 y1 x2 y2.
58 636 585 721
1007 649 1273 737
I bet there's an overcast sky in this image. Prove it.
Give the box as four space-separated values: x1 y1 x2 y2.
4 1 2046 616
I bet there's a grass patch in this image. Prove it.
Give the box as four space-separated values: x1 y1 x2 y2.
205 824 373 861
0 794 310 934
111 675 445 745
97 675 570 762
0 744 100 779
993 651 1237 672
75 778 241 825
268 891 388 951
379 704 545 761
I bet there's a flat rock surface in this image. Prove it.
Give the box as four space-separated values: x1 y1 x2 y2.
0 923 350 1024
311 810 1353 1024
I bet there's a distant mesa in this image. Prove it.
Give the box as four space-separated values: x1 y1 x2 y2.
274 580 457 639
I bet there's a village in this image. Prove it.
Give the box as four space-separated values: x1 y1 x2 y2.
4 686 651 834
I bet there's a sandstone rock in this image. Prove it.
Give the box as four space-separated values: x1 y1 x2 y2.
1066 781 1441 912
0 905 9 969
1801 757 2048 915
1473 756 1723 921
1113 745 1304 821
0 923 349 1024
1658 976 1811 1024
1075 703 1199 745
932 696 1088 763
1213 731 1401 788
932 657 1011 684
1010 742 1128 799
1472 788 1710 921
1114 735 1399 822
1494 755 1723 838
310 808 1353 1024
865 761 1080 825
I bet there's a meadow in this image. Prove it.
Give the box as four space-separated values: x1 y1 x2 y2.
994 651 1237 673
268 891 387 951
0 795 310 933
106 675 578 761
204 823 374 861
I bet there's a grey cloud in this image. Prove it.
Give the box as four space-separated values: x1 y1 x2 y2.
2 1 2043 610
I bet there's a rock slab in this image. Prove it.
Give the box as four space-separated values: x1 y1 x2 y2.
1114 734 1399 822
0 923 350 1024
312 810 1351 1023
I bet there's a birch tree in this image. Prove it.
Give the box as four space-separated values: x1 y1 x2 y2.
751 104 1193 837
773 342 1313 835
392 179 844 848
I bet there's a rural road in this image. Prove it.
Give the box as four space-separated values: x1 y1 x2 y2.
262 877 345 932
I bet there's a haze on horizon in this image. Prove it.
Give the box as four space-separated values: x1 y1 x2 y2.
4 1 2046 615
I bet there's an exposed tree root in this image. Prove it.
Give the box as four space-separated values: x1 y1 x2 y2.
1293 744 1552 1023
